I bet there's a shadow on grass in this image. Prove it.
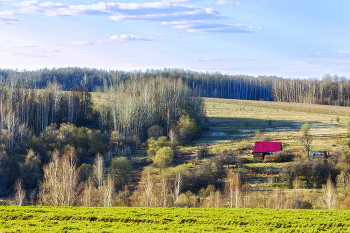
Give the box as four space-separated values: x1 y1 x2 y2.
196 117 335 144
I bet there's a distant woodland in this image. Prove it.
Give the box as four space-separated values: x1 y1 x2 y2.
0 67 349 208
1 67 349 105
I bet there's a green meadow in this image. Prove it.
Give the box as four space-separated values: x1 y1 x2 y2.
1 206 349 232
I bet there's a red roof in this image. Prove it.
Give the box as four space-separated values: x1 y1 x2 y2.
253 142 282 153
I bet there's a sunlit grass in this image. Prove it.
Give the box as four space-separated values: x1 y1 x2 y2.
1 206 350 232
200 98 350 153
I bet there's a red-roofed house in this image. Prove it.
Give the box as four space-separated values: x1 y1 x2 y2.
253 142 282 159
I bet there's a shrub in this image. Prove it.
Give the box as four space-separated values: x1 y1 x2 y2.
153 147 174 169
147 136 170 158
237 139 253 150
175 191 197 208
109 157 133 189
196 145 209 159
281 158 339 187
174 115 198 145
264 151 294 162
336 116 340 123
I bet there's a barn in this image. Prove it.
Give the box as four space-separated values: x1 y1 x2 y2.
253 142 282 159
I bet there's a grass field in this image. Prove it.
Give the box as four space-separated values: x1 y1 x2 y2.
201 98 350 152
1 206 350 232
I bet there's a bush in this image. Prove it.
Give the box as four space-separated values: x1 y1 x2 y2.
78 163 93 183
175 191 197 207
264 151 294 162
281 158 339 187
196 145 209 159
174 115 198 145
224 151 247 168
147 136 170 158
237 139 253 150
109 157 133 189
153 147 174 169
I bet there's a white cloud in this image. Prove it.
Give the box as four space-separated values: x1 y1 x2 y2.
301 51 350 58
10 1 224 20
162 0 193 3
194 58 228 61
4 43 39 47
66 41 94 46
5 1 259 34
109 7 224 22
97 34 151 43
206 0 240 6
12 0 38 7
194 57 253 61
0 10 15 16
2 43 60 57
162 21 260 33
0 16 20 24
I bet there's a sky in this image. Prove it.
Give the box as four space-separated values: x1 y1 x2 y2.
0 0 350 78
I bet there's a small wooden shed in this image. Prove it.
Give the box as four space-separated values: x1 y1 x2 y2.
310 151 327 159
253 142 282 159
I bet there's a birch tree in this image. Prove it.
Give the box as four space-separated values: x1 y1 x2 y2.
38 149 79 206
93 153 104 187
14 179 26 206
225 171 241 208
173 173 182 206
323 178 337 210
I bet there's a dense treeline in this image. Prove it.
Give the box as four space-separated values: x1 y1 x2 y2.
1 68 350 105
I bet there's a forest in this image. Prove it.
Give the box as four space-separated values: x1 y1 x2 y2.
1 67 349 105
0 67 350 209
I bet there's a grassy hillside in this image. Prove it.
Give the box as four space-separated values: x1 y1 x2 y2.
1 206 349 232
201 97 349 152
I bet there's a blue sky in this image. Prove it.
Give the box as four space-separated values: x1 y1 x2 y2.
1 0 349 78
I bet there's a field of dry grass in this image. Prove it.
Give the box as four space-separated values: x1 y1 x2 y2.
201 98 349 153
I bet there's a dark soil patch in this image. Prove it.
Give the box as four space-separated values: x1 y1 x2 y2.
173 150 196 166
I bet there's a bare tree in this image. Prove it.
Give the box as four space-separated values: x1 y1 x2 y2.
137 168 156 207
173 173 182 207
38 150 60 206
300 123 312 157
61 148 79 206
14 179 26 206
214 190 222 208
293 177 300 209
160 176 169 208
101 174 115 207
81 177 96 207
38 149 79 206
93 153 104 187
225 171 241 208
323 178 337 210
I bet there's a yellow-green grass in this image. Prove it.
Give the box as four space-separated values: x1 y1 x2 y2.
1 206 350 232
